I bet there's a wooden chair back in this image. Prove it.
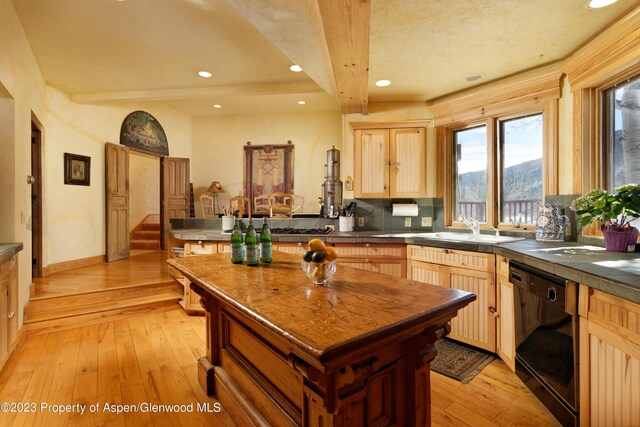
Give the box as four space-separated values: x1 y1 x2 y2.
229 195 251 219
269 192 293 218
200 194 215 218
253 194 270 216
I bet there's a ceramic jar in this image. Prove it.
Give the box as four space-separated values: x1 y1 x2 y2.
535 204 569 242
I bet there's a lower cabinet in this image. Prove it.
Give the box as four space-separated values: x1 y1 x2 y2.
408 245 496 352
276 242 407 278
0 254 18 370
496 256 516 371
579 286 640 426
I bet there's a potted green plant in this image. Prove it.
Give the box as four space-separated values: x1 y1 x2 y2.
571 184 640 252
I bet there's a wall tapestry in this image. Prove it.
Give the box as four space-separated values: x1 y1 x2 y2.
244 143 294 210
120 111 169 156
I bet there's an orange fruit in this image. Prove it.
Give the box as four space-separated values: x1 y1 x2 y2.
308 238 325 252
324 246 338 261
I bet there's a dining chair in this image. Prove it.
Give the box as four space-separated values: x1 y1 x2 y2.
229 195 251 219
200 194 215 218
269 192 293 218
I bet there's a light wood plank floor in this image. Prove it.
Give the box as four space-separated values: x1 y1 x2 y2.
1 251 560 426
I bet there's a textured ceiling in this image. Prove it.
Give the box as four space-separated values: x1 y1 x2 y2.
10 0 639 116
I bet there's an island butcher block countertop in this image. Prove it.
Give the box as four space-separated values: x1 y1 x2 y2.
168 252 475 426
168 252 475 365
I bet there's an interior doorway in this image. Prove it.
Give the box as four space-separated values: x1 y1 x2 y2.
31 118 43 278
129 150 160 251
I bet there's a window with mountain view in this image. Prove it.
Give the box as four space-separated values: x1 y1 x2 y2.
499 114 543 224
454 125 488 222
604 74 640 192
603 73 640 229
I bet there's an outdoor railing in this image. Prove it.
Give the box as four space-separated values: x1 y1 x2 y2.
457 199 542 224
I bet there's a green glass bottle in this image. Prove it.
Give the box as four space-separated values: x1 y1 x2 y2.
245 218 259 266
230 218 244 264
259 217 272 263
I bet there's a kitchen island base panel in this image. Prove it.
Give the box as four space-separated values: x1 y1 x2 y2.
173 253 474 427
194 289 448 426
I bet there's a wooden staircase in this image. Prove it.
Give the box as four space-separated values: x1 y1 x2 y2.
24 251 182 335
130 214 161 250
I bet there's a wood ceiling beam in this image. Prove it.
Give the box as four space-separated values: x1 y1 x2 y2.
317 0 370 114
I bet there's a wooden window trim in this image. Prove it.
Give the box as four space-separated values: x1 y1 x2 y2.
564 5 640 238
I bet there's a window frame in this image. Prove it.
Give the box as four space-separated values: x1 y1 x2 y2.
446 108 548 231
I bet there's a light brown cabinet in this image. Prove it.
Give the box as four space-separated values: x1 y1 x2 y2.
354 127 426 198
495 256 515 371
408 245 496 352
276 242 407 278
579 286 640 427
0 254 19 370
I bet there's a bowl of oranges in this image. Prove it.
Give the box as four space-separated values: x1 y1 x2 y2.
301 238 338 285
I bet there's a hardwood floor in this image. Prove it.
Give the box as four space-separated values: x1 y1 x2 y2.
0 251 560 426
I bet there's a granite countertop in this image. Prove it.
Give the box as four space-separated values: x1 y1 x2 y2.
168 228 640 304
0 243 23 262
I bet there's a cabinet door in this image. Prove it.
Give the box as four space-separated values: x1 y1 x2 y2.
496 278 515 371
274 242 306 255
447 267 496 352
0 277 8 366
390 128 426 198
354 129 390 198
184 241 217 255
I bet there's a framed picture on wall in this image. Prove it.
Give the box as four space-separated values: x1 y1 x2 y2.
64 153 91 186
244 143 294 211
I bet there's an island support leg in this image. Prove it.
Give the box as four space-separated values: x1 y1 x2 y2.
192 282 219 395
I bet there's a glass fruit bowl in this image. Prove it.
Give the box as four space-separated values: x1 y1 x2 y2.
301 260 337 285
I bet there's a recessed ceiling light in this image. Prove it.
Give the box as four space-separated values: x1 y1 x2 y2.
588 0 618 8
375 79 391 87
290 65 303 72
198 71 212 78
465 74 483 82
297 101 306 105
213 104 221 109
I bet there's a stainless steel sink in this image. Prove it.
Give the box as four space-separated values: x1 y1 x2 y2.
372 232 525 243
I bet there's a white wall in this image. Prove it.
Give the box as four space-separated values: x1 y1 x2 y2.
44 87 192 265
130 151 159 231
192 111 342 214
0 0 49 325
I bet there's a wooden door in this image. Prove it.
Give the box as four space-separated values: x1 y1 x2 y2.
354 129 389 198
161 157 190 249
105 143 130 262
30 121 43 277
390 127 426 198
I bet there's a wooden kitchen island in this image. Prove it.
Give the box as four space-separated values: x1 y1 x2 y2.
168 252 475 426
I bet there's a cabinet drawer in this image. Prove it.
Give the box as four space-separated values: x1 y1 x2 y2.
274 242 306 254
496 256 510 278
332 243 406 259
407 244 495 273
184 241 217 255
0 255 17 279
340 257 407 278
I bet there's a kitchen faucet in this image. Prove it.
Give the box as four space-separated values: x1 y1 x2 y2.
459 214 480 235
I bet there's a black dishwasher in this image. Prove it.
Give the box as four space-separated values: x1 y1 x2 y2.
509 261 579 427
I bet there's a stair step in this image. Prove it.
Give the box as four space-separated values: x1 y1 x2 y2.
130 239 161 250
141 222 160 231
23 294 182 336
26 281 180 315
132 230 160 240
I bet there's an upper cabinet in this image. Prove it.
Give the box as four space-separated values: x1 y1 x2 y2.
354 127 426 198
